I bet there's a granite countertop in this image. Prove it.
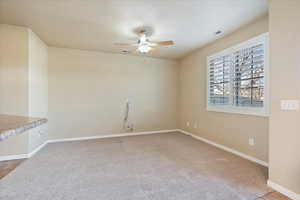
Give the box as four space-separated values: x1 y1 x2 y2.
0 114 47 141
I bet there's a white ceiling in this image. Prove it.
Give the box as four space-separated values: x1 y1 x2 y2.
0 0 268 59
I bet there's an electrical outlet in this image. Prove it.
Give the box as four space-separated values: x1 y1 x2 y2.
194 123 198 128
249 138 255 146
186 122 190 127
126 123 134 131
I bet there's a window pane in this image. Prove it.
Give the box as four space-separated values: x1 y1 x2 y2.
252 87 264 107
233 43 264 107
209 55 231 106
235 87 252 107
210 83 230 105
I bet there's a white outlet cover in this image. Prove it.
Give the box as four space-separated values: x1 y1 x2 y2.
281 100 299 110
249 138 255 146
186 122 190 127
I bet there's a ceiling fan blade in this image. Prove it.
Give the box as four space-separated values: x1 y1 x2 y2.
127 49 140 55
149 40 174 46
150 48 160 54
114 42 138 46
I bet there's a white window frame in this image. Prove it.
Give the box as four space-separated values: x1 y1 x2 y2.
207 33 269 117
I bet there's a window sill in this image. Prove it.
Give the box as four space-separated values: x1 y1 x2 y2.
207 106 269 117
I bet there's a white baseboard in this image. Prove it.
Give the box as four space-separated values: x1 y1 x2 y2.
47 129 177 143
27 142 48 158
0 154 28 162
268 180 300 200
1 129 269 170
0 141 48 161
0 130 177 161
178 129 269 167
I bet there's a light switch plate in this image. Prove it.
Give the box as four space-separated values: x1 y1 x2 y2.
280 100 299 110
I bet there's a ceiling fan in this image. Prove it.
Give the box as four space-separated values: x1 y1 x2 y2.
114 30 174 54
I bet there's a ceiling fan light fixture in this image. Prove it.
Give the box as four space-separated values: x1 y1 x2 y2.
138 44 151 53
139 34 147 43
114 29 174 55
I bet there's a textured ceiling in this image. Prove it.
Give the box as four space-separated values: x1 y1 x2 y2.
0 0 268 59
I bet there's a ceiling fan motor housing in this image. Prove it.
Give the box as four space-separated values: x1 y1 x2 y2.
114 28 174 54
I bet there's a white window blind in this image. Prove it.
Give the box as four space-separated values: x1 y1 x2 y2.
207 33 269 116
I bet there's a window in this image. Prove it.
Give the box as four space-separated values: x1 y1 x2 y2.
207 33 269 116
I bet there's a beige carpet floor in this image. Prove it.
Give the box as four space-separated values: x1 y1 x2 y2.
0 132 272 200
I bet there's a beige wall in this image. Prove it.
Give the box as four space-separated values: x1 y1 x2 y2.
0 24 30 156
0 24 48 156
48 47 179 140
0 24 29 116
28 30 48 119
28 30 48 152
269 0 300 195
179 16 269 162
